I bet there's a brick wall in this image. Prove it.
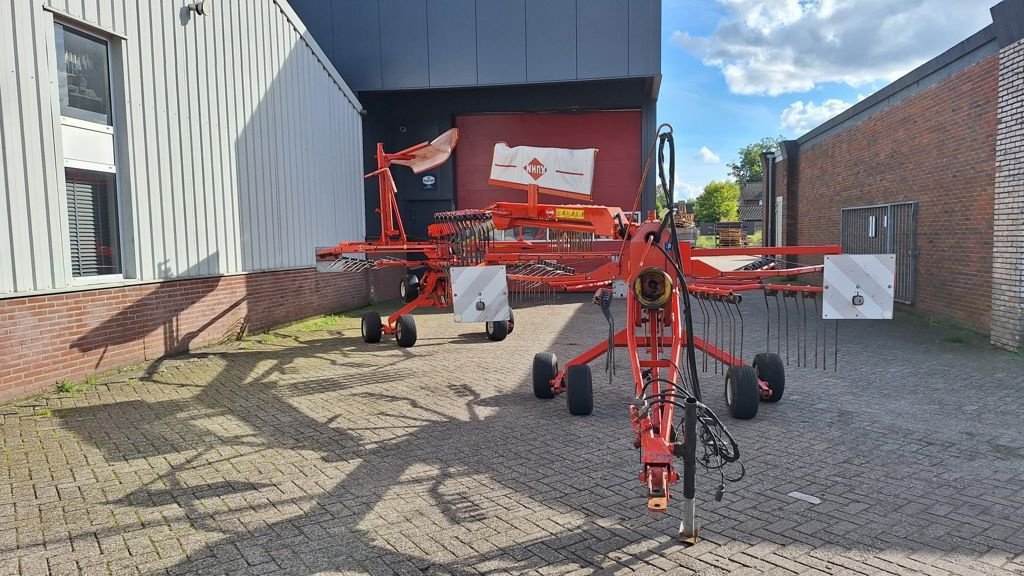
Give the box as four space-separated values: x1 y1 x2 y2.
788 56 999 332
991 37 1024 350
0 267 403 403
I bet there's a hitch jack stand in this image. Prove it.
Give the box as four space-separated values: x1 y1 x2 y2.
678 397 699 544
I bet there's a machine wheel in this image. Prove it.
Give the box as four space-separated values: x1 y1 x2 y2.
395 314 417 347
485 318 510 341
725 365 759 420
507 310 515 334
752 352 785 402
399 273 420 303
361 311 382 343
532 353 557 399
566 365 594 416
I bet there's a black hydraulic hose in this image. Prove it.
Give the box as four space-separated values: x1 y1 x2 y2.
655 127 703 402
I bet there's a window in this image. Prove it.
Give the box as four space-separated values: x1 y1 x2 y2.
54 22 122 279
55 23 112 125
65 169 120 276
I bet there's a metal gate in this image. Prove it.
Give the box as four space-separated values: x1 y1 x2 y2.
840 202 917 304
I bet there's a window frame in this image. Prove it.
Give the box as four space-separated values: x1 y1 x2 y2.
64 169 123 282
48 15 129 286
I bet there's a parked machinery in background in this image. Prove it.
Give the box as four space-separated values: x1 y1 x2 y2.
316 128 635 347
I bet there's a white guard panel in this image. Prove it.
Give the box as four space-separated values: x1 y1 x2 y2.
489 142 597 196
822 254 896 320
451 265 510 323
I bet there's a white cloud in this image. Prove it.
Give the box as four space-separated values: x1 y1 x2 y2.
698 146 721 164
780 98 853 135
676 180 702 200
673 0 995 96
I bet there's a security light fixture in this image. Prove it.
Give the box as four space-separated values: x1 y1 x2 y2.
188 2 209 16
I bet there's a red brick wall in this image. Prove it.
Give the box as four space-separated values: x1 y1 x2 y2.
0 267 402 403
790 55 998 332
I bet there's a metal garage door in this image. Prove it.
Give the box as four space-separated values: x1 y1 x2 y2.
840 202 917 304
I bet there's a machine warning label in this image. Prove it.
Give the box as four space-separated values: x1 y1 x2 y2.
555 208 585 220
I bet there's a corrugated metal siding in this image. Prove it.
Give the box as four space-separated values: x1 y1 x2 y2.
0 0 364 295
289 0 661 92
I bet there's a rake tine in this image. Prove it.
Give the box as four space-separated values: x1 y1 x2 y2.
697 294 709 372
775 291 782 357
814 292 820 369
736 297 744 365
709 296 716 374
802 293 810 368
784 293 791 366
822 311 828 372
793 292 802 368
714 297 724 374
833 320 839 372
724 297 736 366
763 290 771 358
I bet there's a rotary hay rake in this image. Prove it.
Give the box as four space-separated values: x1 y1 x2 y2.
317 125 894 541
316 127 636 347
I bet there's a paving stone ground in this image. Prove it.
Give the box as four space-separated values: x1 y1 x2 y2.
2 295 1024 575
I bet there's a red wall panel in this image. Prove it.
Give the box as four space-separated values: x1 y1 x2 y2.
455 111 642 211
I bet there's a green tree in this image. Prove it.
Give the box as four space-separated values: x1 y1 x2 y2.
694 180 740 223
655 184 667 217
728 136 782 183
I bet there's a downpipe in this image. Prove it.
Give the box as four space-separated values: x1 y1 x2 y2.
678 396 699 543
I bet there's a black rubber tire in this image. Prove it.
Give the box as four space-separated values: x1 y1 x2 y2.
752 352 785 403
394 314 417 347
507 310 515 334
532 352 557 399
566 364 594 416
485 319 510 341
361 311 382 343
399 274 420 304
725 364 759 420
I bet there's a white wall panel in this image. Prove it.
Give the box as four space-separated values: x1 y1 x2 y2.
0 0 365 295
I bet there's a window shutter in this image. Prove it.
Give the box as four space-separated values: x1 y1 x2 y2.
66 177 99 276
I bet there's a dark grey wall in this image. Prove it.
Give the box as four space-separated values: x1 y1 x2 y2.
289 0 661 92
358 78 658 240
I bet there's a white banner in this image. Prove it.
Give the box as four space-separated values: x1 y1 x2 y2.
489 142 597 197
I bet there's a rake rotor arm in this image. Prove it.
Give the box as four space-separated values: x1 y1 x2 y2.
487 200 636 239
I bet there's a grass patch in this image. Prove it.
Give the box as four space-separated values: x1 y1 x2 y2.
56 379 77 394
693 229 762 249
292 314 347 332
695 235 717 248
255 332 278 345
927 316 980 345
56 374 99 395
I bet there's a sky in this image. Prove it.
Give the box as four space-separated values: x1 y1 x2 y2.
660 0 1000 199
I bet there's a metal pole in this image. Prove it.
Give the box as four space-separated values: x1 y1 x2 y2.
678 397 698 543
